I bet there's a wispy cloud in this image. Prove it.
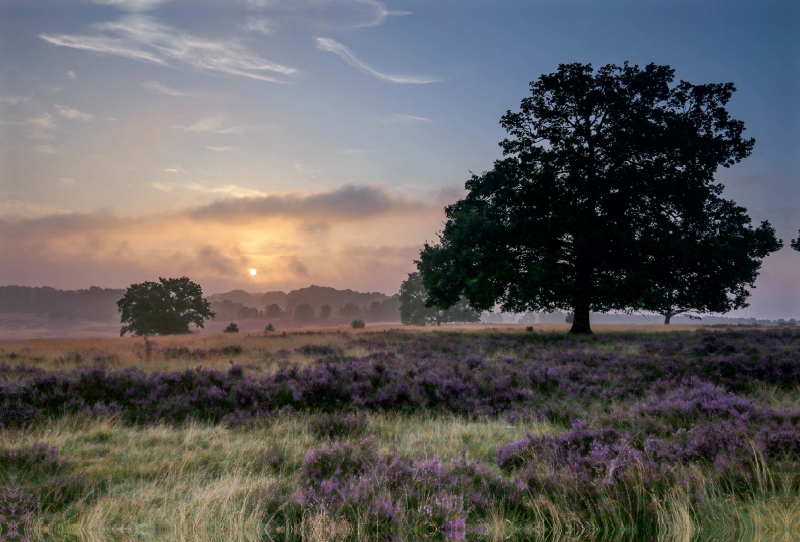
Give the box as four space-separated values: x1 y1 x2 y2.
151 182 173 192
163 165 185 173
2 113 57 140
55 105 94 121
245 0 410 30
35 145 60 154
0 200 71 222
349 0 412 28
91 0 171 12
315 38 438 84
185 115 226 133
380 114 432 124
40 15 296 83
151 182 268 198
0 95 31 106
60 177 76 187
21 113 57 130
185 183 270 198
40 32 168 66
66 70 76 80
245 17 274 35
206 146 236 152
183 114 262 135
141 81 198 97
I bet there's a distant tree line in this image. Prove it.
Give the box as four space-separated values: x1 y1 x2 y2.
0 285 125 321
261 296 401 324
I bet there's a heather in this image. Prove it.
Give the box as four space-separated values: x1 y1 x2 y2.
3 328 800 425
2 327 800 540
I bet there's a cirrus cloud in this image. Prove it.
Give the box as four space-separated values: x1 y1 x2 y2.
55 105 94 121
316 37 438 84
40 14 296 83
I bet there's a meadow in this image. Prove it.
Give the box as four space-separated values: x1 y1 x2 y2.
2 325 799 541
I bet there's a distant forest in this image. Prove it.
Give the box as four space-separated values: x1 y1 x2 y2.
1 285 794 327
208 285 401 323
0 286 125 321
0 285 402 324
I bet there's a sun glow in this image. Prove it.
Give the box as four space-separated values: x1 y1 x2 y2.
249 268 257 276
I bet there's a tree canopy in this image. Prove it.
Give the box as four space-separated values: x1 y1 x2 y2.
640 197 781 323
265 303 284 318
399 272 480 326
117 277 214 336
418 62 777 334
791 231 800 252
319 304 332 321
294 304 314 322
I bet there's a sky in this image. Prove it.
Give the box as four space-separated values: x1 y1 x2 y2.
0 0 798 318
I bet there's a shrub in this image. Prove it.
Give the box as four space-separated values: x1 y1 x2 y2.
308 412 368 439
223 322 239 333
295 344 336 357
351 319 366 329
265 323 275 332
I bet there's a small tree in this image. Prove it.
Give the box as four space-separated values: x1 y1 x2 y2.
294 303 314 323
399 272 480 326
351 319 366 329
265 303 283 318
319 304 332 321
339 303 361 319
117 277 214 336
223 322 239 333
238 306 258 319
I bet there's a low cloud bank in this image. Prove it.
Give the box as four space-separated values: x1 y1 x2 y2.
0 184 439 295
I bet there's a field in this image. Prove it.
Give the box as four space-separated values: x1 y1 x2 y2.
2 325 800 541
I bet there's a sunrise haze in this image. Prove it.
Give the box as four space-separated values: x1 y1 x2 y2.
1 0 798 319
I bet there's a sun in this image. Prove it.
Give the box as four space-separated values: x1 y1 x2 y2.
249 268 257 276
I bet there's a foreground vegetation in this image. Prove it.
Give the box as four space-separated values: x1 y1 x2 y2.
2 326 800 541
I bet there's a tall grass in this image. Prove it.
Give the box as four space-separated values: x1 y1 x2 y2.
7 413 798 542
3 327 800 541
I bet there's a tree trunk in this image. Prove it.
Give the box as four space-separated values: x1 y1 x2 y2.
664 312 672 325
569 302 592 334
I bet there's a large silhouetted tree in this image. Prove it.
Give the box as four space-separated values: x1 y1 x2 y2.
117 277 214 336
419 62 761 334
640 197 781 323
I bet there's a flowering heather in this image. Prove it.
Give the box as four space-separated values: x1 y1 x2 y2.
3 329 800 427
3 328 800 539
273 436 518 538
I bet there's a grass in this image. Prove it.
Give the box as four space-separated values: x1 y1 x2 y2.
14 414 798 542
0 324 701 374
3 326 799 541
19 413 555 541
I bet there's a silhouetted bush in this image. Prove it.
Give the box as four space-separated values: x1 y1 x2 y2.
223 322 239 333
351 319 365 329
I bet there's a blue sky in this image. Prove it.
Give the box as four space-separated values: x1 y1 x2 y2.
1 0 798 318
